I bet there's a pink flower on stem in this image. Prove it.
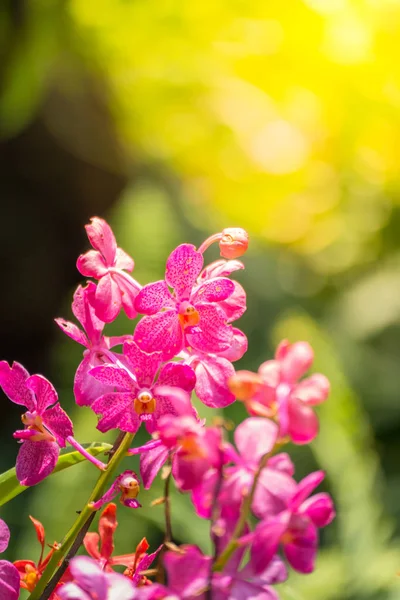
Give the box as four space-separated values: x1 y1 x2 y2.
90 340 196 435
58 556 135 600
197 228 249 260
55 283 129 406
133 244 237 360
191 418 296 521
0 519 20 600
230 340 330 444
77 217 141 323
129 415 224 492
0 362 105 485
249 470 335 575
89 471 141 511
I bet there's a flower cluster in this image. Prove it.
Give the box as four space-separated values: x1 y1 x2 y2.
0 218 334 600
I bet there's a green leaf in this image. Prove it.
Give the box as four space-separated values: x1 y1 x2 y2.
0 442 112 508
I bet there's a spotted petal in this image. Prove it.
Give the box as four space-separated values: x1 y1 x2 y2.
16 440 59 486
134 281 175 315
134 310 183 360
0 361 35 410
26 374 58 413
186 304 232 354
165 244 203 300
192 277 235 304
123 340 163 387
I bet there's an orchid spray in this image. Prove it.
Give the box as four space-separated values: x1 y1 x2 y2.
0 217 334 600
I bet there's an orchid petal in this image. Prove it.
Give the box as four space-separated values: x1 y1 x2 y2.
186 304 232 354
140 445 170 489
300 493 335 527
89 364 135 391
16 440 59 486
0 560 20 600
85 217 117 265
157 361 196 392
192 277 235 304
134 310 183 360
194 355 235 408
0 521 10 554
123 340 163 387
134 281 175 315
44 403 74 447
112 272 140 319
114 247 134 271
165 244 204 299
250 514 290 574
290 471 325 510
94 274 122 323
92 393 135 433
26 374 58 413
0 361 35 410
77 250 108 278
55 318 88 347
283 522 318 574
217 281 247 323
287 397 319 444
234 418 278 463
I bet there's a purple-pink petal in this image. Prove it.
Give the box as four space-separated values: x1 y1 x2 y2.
26 374 58 413
250 514 290 574
140 445 170 489
85 217 117 265
0 361 35 410
283 522 318 574
123 341 163 388
134 281 175 315
74 354 115 407
186 304 232 354
95 273 122 323
89 364 135 391
290 470 325 510
165 244 204 300
192 277 235 304
92 392 136 433
72 283 104 343
113 272 140 319
77 250 108 278
16 439 59 486
43 403 74 447
194 355 235 408
294 374 330 406
134 310 184 360
217 281 247 323
114 247 134 272
287 397 319 444
252 469 297 521
54 318 88 348
0 560 20 600
69 555 108 600
198 259 244 280
157 362 196 392
163 545 211 597
0 521 10 554
217 328 248 362
152 387 196 431
234 418 278 464
300 493 335 527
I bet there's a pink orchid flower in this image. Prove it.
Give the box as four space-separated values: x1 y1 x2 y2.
77 217 141 323
230 340 330 444
0 362 73 486
56 283 129 406
131 415 224 492
249 470 335 575
58 556 135 600
133 244 238 360
89 341 196 434
0 519 20 600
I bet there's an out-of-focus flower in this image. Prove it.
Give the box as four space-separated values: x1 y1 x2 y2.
0 518 20 600
249 470 335 574
89 471 141 510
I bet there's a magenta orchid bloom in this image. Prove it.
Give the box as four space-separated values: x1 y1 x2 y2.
230 340 330 444
77 217 141 323
56 283 129 406
0 362 73 486
89 471 141 510
191 418 296 521
133 244 238 360
130 415 224 491
90 340 196 435
58 556 135 600
0 519 20 600
213 556 287 600
249 470 335 574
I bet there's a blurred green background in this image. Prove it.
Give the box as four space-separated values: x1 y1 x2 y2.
2 0 400 598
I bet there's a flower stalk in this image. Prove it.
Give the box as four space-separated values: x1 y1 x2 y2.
27 432 134 600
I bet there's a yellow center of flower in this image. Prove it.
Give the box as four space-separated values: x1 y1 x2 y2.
120 477 140 501
178 302 200 329
21 413 55 442
24 564 39 592
133 391 156 416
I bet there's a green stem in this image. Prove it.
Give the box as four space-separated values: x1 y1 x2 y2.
28 432 134 600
